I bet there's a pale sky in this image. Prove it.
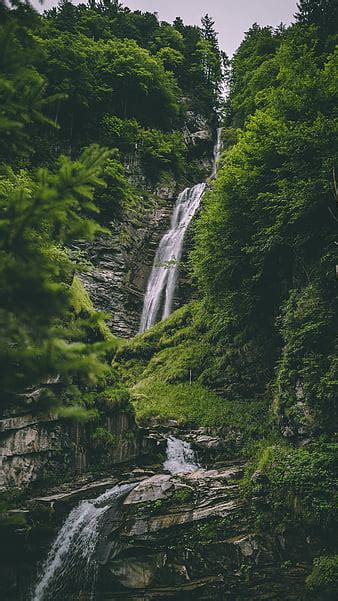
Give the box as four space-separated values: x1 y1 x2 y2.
32 0 298 56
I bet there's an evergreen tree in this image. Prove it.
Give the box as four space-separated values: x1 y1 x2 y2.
296 0 338 34
201 14 229 100
0 2 115 410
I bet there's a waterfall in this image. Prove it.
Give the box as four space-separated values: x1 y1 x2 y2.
139 182 206 333
32 482 135 601
212 126 223 177
139 127 223 333
163 436 199 475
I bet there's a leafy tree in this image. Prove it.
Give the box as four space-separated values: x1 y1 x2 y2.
0 145 113 409
227 24 282 126
0 3 117 411
0 2 58 166
191 23 338 423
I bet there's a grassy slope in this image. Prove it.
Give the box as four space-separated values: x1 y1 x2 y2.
115 303 271 455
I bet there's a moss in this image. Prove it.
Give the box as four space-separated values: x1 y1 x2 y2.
70 275 119 344
90 427 118 450
306 555 338 599
242 442 337 533
114 302 271 455
130 378 269 455
172 488 194 504
94 385 131 413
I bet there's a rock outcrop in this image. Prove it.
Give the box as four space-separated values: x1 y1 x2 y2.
0 406 146 492
81 199 175 338
80 117 214 339
91 461 311 600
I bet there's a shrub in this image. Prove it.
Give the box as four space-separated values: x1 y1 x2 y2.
243 443 337 533
306 555 338 599
90 427 117 450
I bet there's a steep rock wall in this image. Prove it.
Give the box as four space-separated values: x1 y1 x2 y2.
81 120 214 339
0 405 145 493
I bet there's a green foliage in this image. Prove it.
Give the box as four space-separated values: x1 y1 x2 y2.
296 1 338 36
306 555 338 599
103 116 187 180
94 385 131 414
0 145 115 407
190 22 338 424
172 488 194 504
70 276 117 343
38 31 180 152
274 277 338 432
243 443 337 532
90 427 117 450
41 2 224 120
0 3 58 166
131 379 268 453
227 24 282 126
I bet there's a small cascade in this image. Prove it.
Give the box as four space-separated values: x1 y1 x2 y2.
139 128 223 333
163 436 200 475
32 482 136 601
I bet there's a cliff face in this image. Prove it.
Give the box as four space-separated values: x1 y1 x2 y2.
80 187 175 339
1 431 316 601
81 117 214 339
0 117 214 496
0 403 145 493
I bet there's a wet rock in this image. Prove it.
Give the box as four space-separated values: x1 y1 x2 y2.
108 553 167 589
190 129 212 144
29 477 120 506
124 474 174 505
191 434 225 450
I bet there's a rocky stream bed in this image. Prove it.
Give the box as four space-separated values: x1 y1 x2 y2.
1 426 311 601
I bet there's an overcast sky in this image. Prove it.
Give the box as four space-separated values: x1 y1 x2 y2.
33 0 299 56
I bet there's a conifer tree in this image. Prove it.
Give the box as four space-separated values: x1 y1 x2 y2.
296 0 338 33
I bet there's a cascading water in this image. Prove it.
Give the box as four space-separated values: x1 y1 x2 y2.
212 126 223 178
139 182 206 333
32 482 135 601
163 436 200 475
139 127 223 333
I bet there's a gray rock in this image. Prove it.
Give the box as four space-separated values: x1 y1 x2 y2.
124 474 174 504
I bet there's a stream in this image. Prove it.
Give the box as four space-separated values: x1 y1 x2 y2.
32 437 200 600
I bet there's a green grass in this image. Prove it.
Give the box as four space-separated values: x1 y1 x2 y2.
114 302 272 455
131 378 269 447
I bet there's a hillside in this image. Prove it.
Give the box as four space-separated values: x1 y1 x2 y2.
0 1 337 600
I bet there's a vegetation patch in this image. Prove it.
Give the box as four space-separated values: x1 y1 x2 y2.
242 442 337 535
306 555 338 600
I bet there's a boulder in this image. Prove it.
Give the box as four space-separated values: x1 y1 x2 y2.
124 474 174 505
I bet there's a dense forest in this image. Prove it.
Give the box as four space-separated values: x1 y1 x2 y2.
0 1 337 600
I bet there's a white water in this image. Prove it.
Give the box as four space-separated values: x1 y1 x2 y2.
139 182 206 332
212 126 223 178
32 482 135 601
163 436 200 475
139 127 223 333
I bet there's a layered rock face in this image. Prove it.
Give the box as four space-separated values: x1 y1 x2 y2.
80 197 175 338
81 119 214 339
5 440 311 601
0 406 145 493
95 462 308 600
